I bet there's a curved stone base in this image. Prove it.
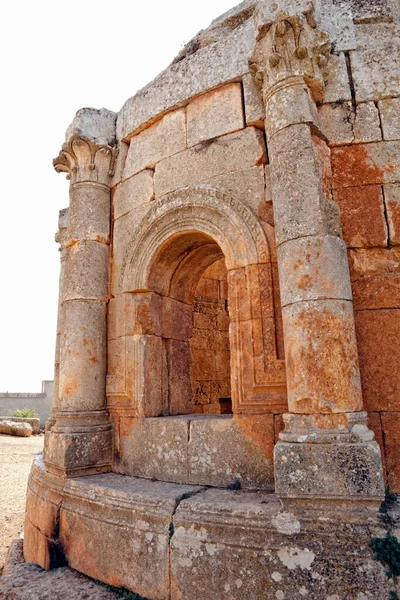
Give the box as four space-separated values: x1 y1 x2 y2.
25 454 398 600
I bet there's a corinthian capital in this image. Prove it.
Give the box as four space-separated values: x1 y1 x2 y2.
53 108 118 186
249 0 330 103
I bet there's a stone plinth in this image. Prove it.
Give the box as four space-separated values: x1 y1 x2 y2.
24 455 398 600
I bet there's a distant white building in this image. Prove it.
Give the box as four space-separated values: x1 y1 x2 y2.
0 380 53 428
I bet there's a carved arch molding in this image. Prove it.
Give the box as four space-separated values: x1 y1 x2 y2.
107 186 287 417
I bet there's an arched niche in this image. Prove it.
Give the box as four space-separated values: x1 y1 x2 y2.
107 186 287 418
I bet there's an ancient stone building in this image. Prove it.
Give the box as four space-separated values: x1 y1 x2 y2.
24 0 400 598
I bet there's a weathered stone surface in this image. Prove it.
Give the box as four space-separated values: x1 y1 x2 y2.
323 53 353 103
266 81 320 141
334 185 388 247
381 412 400 492
1 539 117 599
353 102 382 143
274 438 384 500
318 101 354 145
68 184 110 243
171 489 392 600
188 414 274 489
115 415 275 490
60 474 203 600
63 241 109 301
350 46 400 102
203 166 265 215
65 107 116 145
332 141 400 188
116 416 190 482
0 420 32 437
123 109 186 179
154 127 266 197
269 124 341 245
0 416 40 434
282 299 363 414
278 235 352 307
117 20 255 141
242 73 264 126
186 83 244 147
384 182 400 244
349 247 400 309
315 2 356 52
320 102 381 146
113 169 154 220
379 97 400 141
355 309 400 412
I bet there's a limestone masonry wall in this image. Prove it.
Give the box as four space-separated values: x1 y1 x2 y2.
107 0 400 491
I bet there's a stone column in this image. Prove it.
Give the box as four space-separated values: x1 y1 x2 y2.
45 208 69 432
43 108 117 477
250 1 384 505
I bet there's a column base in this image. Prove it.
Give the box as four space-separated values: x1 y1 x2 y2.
274 412 385 507
43 426 112 478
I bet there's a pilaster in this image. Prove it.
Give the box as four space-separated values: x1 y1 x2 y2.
250 0 384 506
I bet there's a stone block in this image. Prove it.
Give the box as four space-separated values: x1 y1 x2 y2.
171 488 390 600
349 247 400 309
59 300 106 412
334 185 388 247
190 346 217 380
123 109 186 179
318 101 354 146
113 169 154 220
69 184 110 243
353 102 382 143
331 141 400 189
319 101 381 146
368 412 387 486
162 297 193 341
323 53 353 103
206 165 265 216
117 20 255 140
242 73 264 127
355 309 400 412
350 46 400 102
60 474 203 600
188 414 274 489
110 141 129 188
65 107 116 146
44 428 112 478
154 127 266 197
64 241 109 301
278 235 352 307
269 124 342 245
166 340 194 415
0 416 40 434
124 292 163 337
0 420 32 437
315 3 356 53
186 83 244 147
117 416 190 482
282 299 363 414
274 439 384 500
265 80 320 140
379 97 400 141
381 412 400 492
384 183 400 244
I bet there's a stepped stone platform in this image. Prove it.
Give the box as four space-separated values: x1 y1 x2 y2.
21 453 398 600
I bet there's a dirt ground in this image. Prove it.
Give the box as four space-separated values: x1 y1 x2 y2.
0 434 44 570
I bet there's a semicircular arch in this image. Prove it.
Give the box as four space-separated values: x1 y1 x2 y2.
119 185 270 293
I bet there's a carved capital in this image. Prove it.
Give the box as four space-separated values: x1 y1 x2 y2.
53 135 118 186
249 4 330 103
